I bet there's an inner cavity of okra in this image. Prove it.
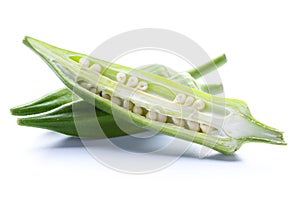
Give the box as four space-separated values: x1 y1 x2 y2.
76 57 217 135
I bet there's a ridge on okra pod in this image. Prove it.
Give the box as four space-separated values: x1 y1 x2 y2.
12 36 286 154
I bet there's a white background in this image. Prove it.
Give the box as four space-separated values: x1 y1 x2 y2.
1 0 299 199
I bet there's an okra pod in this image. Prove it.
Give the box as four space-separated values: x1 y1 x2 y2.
19 36 285 154
18 101 143 138
10 88 77 116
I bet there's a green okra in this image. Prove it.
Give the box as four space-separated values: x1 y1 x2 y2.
18 101 144 138
18 36 285 154
10 88 78 116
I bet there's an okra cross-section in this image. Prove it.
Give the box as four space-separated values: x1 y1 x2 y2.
22 36 285 154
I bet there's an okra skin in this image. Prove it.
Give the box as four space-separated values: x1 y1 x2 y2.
10 88 77 116
21 36 285 154
18 101 144 138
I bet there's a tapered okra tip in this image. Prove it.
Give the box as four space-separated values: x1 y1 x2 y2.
22 36 33 48
221 54 227 62
10 106 22 115
10 106 25 116
10 108 15 115
16 118 26 126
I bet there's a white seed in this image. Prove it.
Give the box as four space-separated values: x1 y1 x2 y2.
172 117 185 127
79 82 92 89
137 81 148 90
123 100 134 110
101 92 111 100
79 57 90 67
133 106 143 115
90 87 99 94
174 93 186 104
90 64 101 72
111 96 123 106
157 113 167 123
126 76 138 87
116 72 127 83
193 99 205 111
184 96 194 106
146 111 158 121
187 121 200 131
200 124 216 133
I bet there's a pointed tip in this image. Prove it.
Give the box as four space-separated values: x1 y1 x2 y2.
10 108 15 115
17 118 21 125
22 36 32 48
221 53 227 62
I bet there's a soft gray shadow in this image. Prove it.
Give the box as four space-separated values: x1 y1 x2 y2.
41 131 241 162
204 153 241 162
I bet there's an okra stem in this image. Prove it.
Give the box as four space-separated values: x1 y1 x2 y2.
187 54 227 79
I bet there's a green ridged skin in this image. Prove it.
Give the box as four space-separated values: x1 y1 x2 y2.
15 36 286 154
11 88 76 116
18 101 144 138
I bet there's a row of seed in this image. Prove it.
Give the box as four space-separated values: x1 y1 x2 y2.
80 80 216 133
79 57 102 72
174 93 205 111
116 72 148 91
78 57 215 133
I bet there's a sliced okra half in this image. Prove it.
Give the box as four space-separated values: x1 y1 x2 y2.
22 36 285 154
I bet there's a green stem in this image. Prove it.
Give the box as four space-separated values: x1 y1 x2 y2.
187 54 227 79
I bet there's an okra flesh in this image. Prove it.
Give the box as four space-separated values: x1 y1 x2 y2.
22 36 285 154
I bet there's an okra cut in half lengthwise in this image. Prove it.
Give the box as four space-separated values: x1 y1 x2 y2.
17 36 286 154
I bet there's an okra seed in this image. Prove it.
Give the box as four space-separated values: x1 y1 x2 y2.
116 72 127 83
126 76 138 87
133 106 143 115
137 81 148 91
101 92 111 100
172 117 185 127
79 57 90 67
200 124 216 133
146 111 158 121
90 64 101 72
193 99 205 111
187 121 200 131
184 96 194 106
123 100 134 110
111 96 123 106
157 113 167 123
79 82 92 89
174 93 186 104
90 87 99 94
